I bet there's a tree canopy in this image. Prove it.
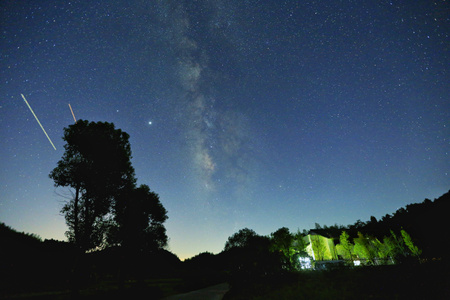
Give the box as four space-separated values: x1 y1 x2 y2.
224 228 259 251
49 120 167 252
111 184 168 251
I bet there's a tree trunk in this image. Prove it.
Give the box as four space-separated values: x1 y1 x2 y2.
74 184 80 247
72 184 81 297
84 198 90 250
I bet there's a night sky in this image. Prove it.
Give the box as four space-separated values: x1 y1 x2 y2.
1 0 448 259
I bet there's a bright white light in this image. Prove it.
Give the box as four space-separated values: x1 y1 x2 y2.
354 260 361 266
298 256 312 269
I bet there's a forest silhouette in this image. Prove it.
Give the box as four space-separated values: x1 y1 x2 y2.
1 120 448 299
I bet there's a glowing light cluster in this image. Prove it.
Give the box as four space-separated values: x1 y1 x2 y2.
298 256 312 269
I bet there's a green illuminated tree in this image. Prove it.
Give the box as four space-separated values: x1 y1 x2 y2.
371 237 390 263
290 230 307 268
383 235 397 263
353 232 376 264
401 228 422 259
390 230 408 259
270 227 293 268
382 231 408 264
337 231 353 261
270 227 292 254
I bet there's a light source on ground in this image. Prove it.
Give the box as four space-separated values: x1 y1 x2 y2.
298 256 312 269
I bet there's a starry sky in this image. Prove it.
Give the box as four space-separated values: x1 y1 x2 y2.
1 0 448 260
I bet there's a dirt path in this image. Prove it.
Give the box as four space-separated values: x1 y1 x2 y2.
161 283 230 300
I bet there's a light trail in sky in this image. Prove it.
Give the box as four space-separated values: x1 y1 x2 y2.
20 93 56 150
68 103 77 123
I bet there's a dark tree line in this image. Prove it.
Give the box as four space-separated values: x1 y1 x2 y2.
0 223 77 294
191 190 450 282
0 223 180 297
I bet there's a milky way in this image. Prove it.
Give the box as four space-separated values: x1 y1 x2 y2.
157 1 258 200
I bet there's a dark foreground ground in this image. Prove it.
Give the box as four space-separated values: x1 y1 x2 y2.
2 261 449 300
1 277 222 300
224 260 450 300
162 283 229 300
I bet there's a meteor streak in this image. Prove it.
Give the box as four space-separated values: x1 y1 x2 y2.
20 94 56 150
68 103 77 123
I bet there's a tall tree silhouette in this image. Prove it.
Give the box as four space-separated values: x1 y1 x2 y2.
50 120 136 250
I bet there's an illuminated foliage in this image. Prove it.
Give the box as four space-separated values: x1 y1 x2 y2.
353 232 377 265
389 230 408 259
337 229 423 265
337 231 353 260
371 237 390 261
270 227 293 269
401 229 422 259
290 231 307 268
270 227 292 255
